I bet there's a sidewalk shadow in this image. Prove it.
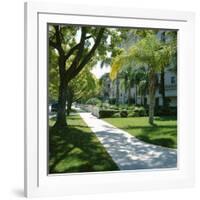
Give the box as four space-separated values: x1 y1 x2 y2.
95 124 177 170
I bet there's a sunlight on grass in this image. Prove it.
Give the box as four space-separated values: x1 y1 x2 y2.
49 113 119 173
104 116 177 149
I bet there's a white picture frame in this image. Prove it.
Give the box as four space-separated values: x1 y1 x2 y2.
24 1 195 197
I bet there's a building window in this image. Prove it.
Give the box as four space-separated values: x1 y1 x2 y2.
171 76 176 84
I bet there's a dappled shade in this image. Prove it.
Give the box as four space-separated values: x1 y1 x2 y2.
79 112 177 170
49 114 119 173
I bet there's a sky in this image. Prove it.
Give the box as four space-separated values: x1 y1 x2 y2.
90 62 111 79
75 27 112 79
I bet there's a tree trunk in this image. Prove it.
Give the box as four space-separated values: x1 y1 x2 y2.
54 79 68 127
116 77 120 106
67 100 72 116
128 84 131 105
135 85 137 105
50 27 105 128
148 70 156 124
160 32 166 108
54 56 68 127
66 86 73 116
160 67 166 108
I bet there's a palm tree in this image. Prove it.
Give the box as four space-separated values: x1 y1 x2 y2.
118 66 136 105
110 31 174 124
137 67 148 105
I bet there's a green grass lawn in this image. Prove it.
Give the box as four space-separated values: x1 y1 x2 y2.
49 114 119 174
104 116 177 149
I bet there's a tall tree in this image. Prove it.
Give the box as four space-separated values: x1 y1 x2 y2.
66 67 100 115
110 31 174 124
49 25 129 127
49 25 105 127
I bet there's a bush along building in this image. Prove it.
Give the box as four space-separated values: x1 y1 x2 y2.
99 70 177 115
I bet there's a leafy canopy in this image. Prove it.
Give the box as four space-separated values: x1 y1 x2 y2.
110 31 175 80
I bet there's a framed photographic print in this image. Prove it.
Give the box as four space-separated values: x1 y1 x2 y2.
24 2 195 197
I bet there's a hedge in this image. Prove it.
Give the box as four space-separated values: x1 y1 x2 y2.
120 110 128 117
98 109 118 118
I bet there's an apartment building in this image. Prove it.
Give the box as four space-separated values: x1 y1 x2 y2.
100 70 177 108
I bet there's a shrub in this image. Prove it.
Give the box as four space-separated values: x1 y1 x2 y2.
113 112 121 118
120 110 128 117
127 105 135 111
98 109 118 118
101 102 110 109
155 106 177 116
128 111 137 117
118 105 128 110
134 106 147 116
109 98 116 105
86 98 102 105
109 105 118 110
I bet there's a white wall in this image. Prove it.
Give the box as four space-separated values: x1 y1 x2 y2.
0 0 199 200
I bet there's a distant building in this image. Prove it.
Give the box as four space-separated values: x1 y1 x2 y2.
100 30 177 108
100 70 177 108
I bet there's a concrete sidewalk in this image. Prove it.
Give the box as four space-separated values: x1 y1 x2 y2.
79 112 177 171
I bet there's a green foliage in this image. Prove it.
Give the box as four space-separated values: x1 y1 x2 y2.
48 25 131 108
155 106 177 116
127 106 147 117
134 106 147 116
98 109 118 118
128 111 137 117
49 24 130 75
68 67 100 103
86 97 102 105
110 30 176 80
108 98 116 105
49 48 59 101
101 102 111 109
109 105 118 110
113 112 121 118
49 47 100 103
120 110 128 118
110 30 177 124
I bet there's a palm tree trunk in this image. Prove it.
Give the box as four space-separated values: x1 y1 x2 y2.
160 32 166 108
116 77 119 106
148 70 156 124
128 84 131 105
160 67 166 107
135 85 137 105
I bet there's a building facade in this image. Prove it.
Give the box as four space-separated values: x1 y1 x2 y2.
100 29 177 108
100 70 177 108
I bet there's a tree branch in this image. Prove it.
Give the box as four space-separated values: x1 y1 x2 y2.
54 25 64 55
64 43 81 62
63 33 92 64
65 27 87 80
69 28 105 79
49 40 59 50
71 27 87 67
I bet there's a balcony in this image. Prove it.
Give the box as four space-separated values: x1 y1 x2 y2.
165 84 177 90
